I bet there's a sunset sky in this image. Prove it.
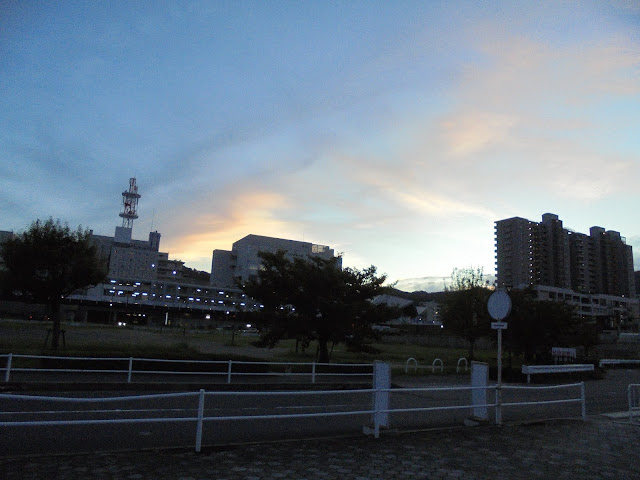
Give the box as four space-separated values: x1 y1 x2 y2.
2 1 639 291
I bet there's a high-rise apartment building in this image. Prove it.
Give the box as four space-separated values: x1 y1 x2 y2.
496 213 636 297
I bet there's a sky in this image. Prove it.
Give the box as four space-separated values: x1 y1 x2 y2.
1 1 639 292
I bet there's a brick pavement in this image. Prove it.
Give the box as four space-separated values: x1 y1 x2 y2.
2 416 639 480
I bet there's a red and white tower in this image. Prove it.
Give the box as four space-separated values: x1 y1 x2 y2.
119 177 141 228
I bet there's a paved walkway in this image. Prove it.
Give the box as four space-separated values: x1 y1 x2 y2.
2 416 639 479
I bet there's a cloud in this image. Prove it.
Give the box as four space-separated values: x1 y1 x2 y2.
440 111 518 157
158 186 300 265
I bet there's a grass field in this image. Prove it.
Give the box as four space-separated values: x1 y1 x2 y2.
0 318 503 374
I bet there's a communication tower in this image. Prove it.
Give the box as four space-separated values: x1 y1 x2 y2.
119 177 141 228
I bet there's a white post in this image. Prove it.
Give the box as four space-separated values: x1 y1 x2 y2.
581 382 587 421
127 357 133 383
4 353 12 383
195 389 205 452
227 360 232 384
496 328 503 425
471 361 489 421
372 361 390 438
311 362 316 384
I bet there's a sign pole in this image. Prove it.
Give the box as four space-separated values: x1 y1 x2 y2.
488 289 511 427
496 327 502 425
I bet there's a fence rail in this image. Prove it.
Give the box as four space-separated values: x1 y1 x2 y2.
1 353 373 384
0 380 586 453
600 359 640 368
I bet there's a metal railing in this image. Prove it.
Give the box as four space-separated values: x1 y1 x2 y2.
0 388 374 452
1 353 373 384
502 383 587 421
0 381 587 453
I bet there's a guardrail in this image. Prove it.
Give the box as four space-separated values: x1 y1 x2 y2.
0 381 586 453
0 353 373 385
521 364 594 383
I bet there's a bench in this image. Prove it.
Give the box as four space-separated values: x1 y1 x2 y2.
521 364 594 383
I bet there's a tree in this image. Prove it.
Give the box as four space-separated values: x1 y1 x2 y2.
242 251 393 362
440 267 492 360
507 287 580 364
0 218 108 349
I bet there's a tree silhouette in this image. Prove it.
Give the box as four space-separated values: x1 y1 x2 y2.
440 267 492 360
242 251 393 362
507 287 580 364
1 218 107 349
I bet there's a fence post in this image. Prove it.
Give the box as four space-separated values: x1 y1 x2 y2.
195 389 205 453
227 360 232 384
4 353 12 383
127 357 133 383
372 361 390 438
470 361 489 422
581 382 586 421
311 362 316 384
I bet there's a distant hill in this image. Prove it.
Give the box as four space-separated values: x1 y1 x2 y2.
393 274 496 294
382 287 437 303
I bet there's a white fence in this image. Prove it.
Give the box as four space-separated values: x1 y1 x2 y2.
600 359 640 368
1 353 373 384
629 384 640 423
0 381 587 453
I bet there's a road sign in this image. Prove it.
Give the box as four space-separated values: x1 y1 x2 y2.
487 290 511 320
491 321 508 330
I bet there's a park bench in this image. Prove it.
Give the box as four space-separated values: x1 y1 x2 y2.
521 364 594 383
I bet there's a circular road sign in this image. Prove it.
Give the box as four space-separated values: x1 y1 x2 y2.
487 290 512 321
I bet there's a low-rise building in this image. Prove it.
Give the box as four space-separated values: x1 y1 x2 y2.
211 234 340 287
